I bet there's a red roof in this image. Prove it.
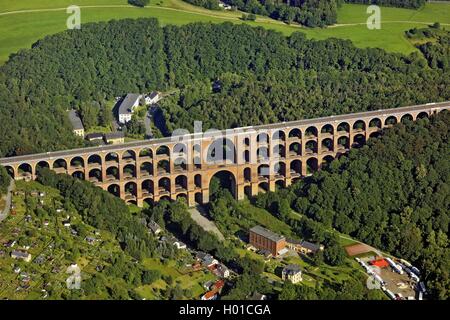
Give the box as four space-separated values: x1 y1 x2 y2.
202 291 217 300
370 259 389 268
214 279 225 290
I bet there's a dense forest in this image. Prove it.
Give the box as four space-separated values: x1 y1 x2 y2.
345 0 425 9
406 24 450 71
184 0 428 25
184 0 340 26
0 19 449 157
251 112 450 300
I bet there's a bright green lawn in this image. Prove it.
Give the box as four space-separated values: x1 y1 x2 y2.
0 1 449 64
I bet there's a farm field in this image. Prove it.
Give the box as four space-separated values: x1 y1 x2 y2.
0 1 449 64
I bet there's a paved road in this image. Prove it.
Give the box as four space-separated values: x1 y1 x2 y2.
0 180 15 223
0 101 449 165
188 206 225 241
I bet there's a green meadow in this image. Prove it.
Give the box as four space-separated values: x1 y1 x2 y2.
0 0 449 64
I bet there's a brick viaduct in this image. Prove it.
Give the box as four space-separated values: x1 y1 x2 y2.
1 102 448 207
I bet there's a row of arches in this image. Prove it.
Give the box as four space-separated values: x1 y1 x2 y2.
4 111 433 180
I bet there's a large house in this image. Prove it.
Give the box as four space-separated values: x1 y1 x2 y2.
249 225 287 257
68 110 85 137
286 238 324 255
145 91 160 105
282 264 302 284
104 132 125 145
11 250 32 262
118 93 141 124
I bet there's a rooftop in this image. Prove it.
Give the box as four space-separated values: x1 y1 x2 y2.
68 110 84 130
104 132 125 140
85 133 104 140
283 264 301 274
301 241 321 252
118 93 141 116
250 225 285 243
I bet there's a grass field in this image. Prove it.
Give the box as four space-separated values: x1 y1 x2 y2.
0 1 449 64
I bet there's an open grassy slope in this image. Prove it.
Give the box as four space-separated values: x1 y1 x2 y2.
0 0 449 64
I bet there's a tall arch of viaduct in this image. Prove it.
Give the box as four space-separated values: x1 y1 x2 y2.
1 102 448 207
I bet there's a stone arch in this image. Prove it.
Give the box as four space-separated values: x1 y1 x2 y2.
274 162 286 177
157 159 170 174
258 182 269 193
290 159 302 176
243 150 250 163
194 174 202 188
306 157 318 174
176 193 188 203
244 167 251 182
106 166 119 180
305 126 318 138
417 112 429 119
125 181 137 197
159 196 171 202
206 138 236 164
139 148 153 159
209 170 237 198
243 137 250 146
53 159 67 170
385 116 397 126
122 150 136 161
173 143 188 156
88 168 102 182
337 136 350 149
401 114 413 124
305 140 318 154
288 128 301 139
140 162 153 176
87 154 102 166
72 170 85 180
36 161 50 172
107 184 120 197
321 155 334 168
244 185 252 198
289 142 301 157
158 177 171 193
369 131 382 139
369 118 382 128
321 124 334 135
257 146 269 160
353 120 366 131
123 164 136 178
272 130 286 142
194 192 203 204
105 152 119 164
174 157 187 172
258 164 270 178
142 180 154 196
275 180 285 190
70 156 84 169
272 144 286 158
256 132 269 144
156 146 170 157
175 175 188 190
321 138 333 152
18 163 33 176
337 122 350 133
352 134 366 148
